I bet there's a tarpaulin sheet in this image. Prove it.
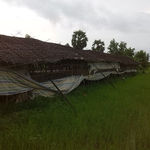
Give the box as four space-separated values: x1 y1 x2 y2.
33 75 84 97
0 68 83 97
88 62 120 74
84 70 137 81
0 67 137 97
0 68 57 95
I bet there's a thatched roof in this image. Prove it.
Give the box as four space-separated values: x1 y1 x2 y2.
69 49 138 65
0 34 138 67
0 34 82 66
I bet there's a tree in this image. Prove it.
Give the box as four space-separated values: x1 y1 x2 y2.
108 39 135 56
124 47 135 58
65 43 70 47
25 34 31 38
118 41 127 55
71 30 88 50
92 39 105 52
107 39 119 54
134 50 149 68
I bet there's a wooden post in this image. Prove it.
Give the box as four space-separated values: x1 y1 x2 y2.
49 78 77 114
109 62 125 82
91 61 116 89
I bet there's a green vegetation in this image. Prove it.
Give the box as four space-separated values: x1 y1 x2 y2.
71 30 149 68
71 30 88 50
92 39 105 52
134 50 150 69
107 38 149 68
0 70 150 150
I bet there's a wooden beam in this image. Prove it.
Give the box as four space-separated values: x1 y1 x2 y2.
91 61 116 89
109 62 125 82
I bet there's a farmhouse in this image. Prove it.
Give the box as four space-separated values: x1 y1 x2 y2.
0 34 139 102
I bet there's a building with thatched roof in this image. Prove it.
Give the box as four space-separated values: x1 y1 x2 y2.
0 34 139 102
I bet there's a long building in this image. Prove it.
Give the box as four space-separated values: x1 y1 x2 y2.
0 34 139 102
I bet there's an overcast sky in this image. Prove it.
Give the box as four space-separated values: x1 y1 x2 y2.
0 0 150 54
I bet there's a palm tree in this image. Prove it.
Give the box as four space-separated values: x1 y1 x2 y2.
92 39 105 52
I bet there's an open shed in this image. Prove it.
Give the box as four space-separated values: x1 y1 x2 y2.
0 34 139 102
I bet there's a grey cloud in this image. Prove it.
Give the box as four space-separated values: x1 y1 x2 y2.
2 0 150 53
103 11 150 35
2 0 109 28
9 0 149 34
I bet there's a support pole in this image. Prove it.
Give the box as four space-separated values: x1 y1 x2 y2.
109 62 125 82
91 61 116 89
49 78 77 114
43 69 76 114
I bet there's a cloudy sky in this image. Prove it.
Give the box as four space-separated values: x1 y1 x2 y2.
0 0 150 54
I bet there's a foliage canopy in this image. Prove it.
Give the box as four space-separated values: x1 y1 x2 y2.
134 50 149 68
107 39 119 54
71 30 88 50
92 39 105 52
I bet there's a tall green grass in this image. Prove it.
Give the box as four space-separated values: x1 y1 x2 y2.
0 70 150 150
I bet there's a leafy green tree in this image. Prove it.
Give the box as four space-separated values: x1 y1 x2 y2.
108 39 135 57
71 30 88 50
118 41 127 55
124 47 135 58
107 39 119 54
134 50 149 68
92 39 105 52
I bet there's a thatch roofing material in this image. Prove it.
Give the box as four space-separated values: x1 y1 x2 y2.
0 35 82 65
70 49 138 65
0 34 138 67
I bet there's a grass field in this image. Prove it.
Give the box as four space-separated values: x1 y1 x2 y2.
0 70 150 150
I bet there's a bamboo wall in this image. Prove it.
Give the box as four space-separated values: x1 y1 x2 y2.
29 59 88 82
